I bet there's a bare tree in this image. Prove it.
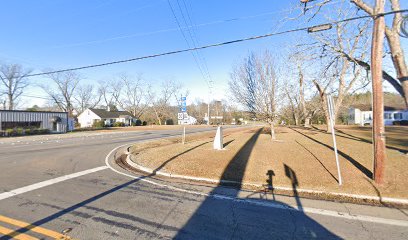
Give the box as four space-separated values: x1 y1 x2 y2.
74 84 101 114
98 80 116 110
301 0 408 107
41 71 81 116
229 50 280 140
296 6 370 132
0 63 31 110
285 53 320 127
148 79 180 125
110 74 147 118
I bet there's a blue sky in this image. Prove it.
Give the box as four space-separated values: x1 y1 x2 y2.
0 0 407 107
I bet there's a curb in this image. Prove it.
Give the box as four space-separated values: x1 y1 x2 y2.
125 154 408 206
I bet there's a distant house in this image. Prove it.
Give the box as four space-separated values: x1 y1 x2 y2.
348 104 408 126
77 108 135 128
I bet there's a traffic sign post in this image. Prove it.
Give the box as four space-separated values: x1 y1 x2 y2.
327 94 342 186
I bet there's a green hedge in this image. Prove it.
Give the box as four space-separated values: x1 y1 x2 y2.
113 122 125 127
0 128 50 137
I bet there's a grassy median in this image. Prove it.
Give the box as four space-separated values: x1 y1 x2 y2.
129 125 408 199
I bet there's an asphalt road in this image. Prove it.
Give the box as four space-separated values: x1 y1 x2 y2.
0 127 407 239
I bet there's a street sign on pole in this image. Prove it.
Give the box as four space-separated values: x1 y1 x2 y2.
327 94 342 186
178 113 183 120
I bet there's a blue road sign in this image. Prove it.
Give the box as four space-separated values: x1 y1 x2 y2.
181 107 187 112
181 97 186 101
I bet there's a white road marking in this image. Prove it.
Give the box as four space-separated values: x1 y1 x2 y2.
0 166 108 201
105 143 408 227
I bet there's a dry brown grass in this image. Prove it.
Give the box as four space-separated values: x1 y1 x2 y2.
129 125 408 199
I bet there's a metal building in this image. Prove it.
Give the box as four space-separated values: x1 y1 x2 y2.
0 110 69 133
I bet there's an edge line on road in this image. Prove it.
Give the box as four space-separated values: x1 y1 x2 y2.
0 166 108 201
105 142 408 227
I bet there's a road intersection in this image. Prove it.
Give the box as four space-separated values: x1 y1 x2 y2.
0 127 407 239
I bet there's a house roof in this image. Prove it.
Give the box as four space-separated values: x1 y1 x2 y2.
89 108 134 118
350 104 406 111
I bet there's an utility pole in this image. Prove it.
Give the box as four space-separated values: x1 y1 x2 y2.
371 0 386 184
207 94 211 126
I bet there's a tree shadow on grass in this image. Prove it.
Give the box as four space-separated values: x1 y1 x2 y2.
295 140 339 183
290 127 373 179
308 125 407 154
152 141 212 173
334 128 408 154
174 128 340 239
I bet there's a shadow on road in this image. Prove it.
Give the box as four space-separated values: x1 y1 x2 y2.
174 127 340 239
2 128 340 239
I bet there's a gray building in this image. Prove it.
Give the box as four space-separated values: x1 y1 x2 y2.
0 110 69 133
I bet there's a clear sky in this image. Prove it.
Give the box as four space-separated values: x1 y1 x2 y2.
0 0 407 108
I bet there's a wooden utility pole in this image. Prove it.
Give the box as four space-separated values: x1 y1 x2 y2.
371 0 386 184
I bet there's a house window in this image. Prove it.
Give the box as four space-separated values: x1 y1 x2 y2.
384 113 392 119
394 113 403 120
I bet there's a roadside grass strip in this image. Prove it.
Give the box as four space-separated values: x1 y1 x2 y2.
0 214 74 239
106 143 408 227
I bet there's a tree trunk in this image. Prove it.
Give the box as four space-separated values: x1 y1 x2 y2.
8 94 13 110
304 117 311 127
325 114 332 133
313 80 331 133
270 121 276 141
386 32 408 108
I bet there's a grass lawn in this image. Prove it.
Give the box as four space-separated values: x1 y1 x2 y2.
129 125 408 199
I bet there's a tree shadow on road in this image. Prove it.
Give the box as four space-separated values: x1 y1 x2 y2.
1 128 340 240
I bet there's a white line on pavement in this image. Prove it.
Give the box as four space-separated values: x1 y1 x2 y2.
0 166 108 201
105 144 408 227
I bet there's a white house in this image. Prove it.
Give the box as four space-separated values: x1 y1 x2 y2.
77 108 135 128
348 104 408 126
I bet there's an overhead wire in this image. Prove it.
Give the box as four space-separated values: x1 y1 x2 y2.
180 0 214 87
175 0 214 92
19 9 407 79
167 0 212 90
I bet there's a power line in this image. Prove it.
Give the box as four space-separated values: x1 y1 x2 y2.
22 9 407 78
174 0 214 91
167 0 212 90
180 0 214 87
50 8 301 49
21 94 53 100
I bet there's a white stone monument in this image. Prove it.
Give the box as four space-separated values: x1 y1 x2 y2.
213 126 223 150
